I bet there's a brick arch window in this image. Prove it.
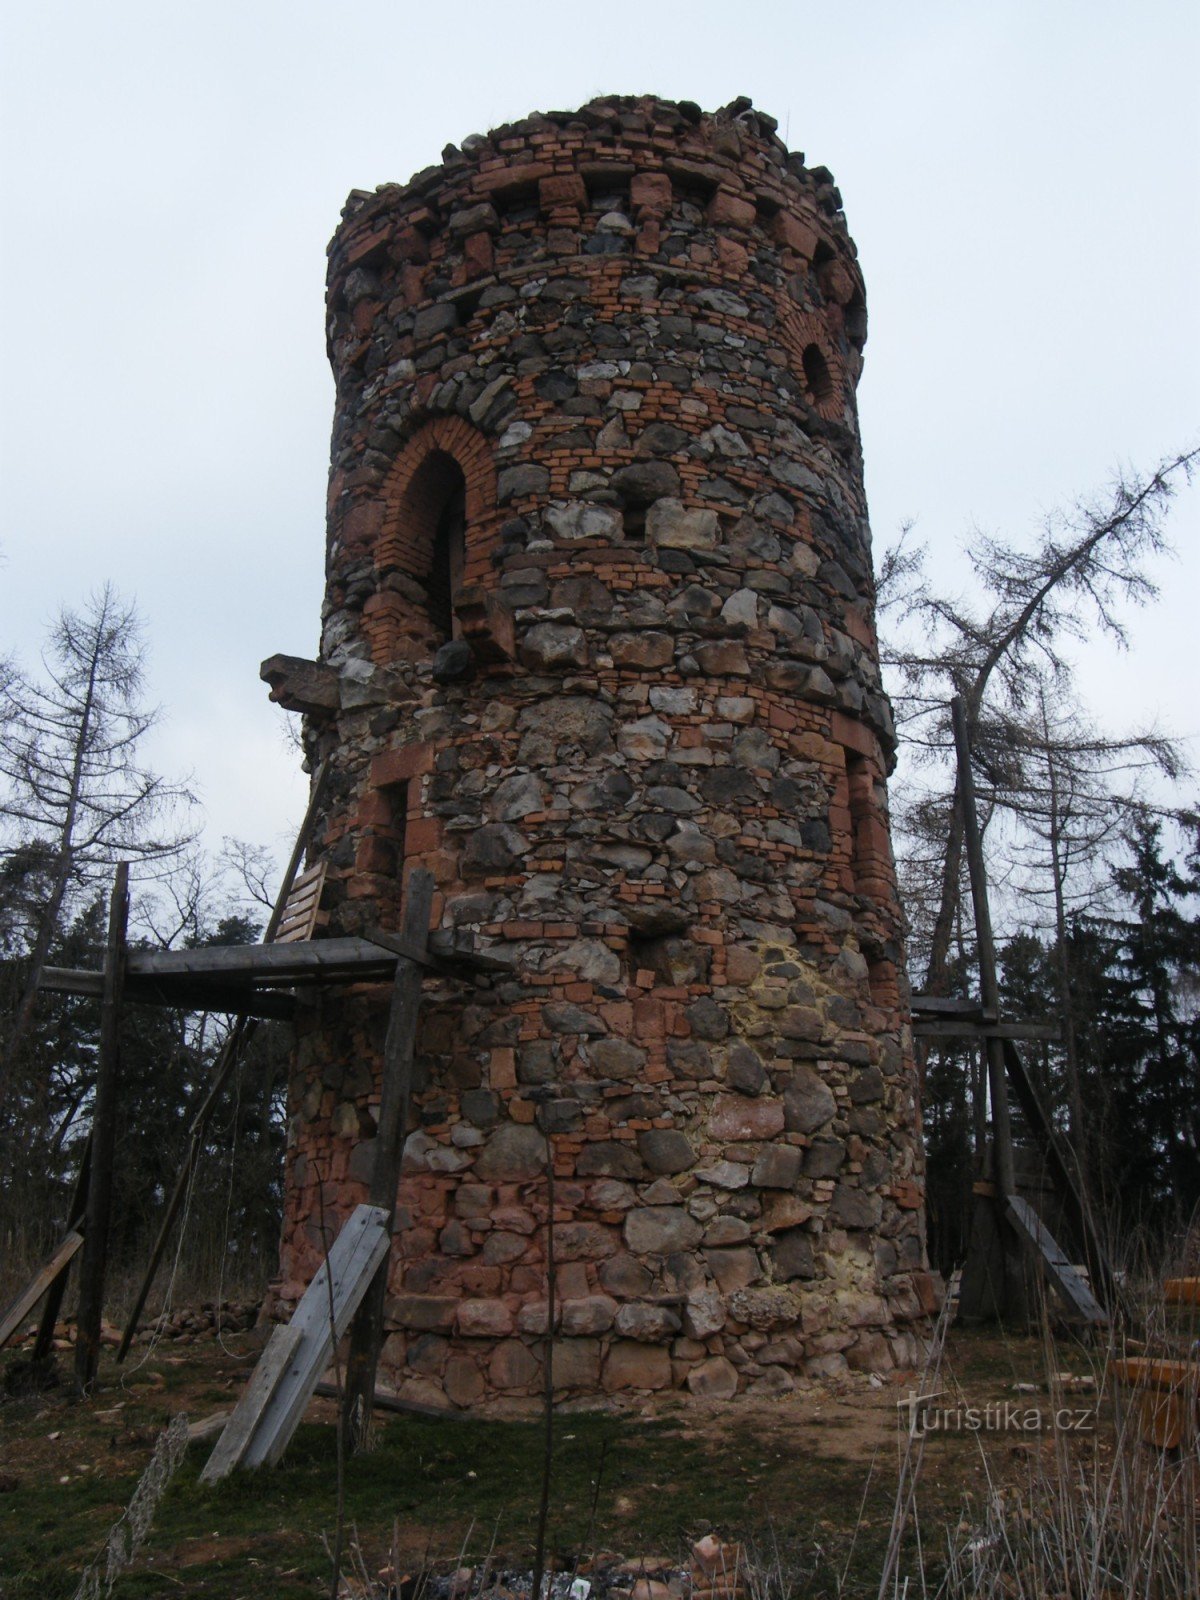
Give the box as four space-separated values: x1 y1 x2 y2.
365 416 507 666
412 452 466 639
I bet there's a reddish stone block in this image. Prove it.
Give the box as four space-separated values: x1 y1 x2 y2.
539 173 586 209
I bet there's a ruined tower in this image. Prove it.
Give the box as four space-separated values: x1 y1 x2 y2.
271 95 935 1405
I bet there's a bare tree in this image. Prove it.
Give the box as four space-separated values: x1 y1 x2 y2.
880 445 1198 994
0 585 195 1110
995 678 1184 1165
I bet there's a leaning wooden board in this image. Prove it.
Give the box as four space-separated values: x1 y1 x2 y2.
200 1204 391 1481
0 1231 84 1349
1006 1196 1107 1325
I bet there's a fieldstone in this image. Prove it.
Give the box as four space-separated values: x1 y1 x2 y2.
519 623 587 670
602 1341 673 1391
618 715 672 760
561 1294 618 1335
461 823 526 877
545 939 622 984
727 1043 766 1096
784 1066 837 1133
610 631 674 669
761 1193 813 1233
457 1300 515 1337
612 461 680 504
696 1160 750 1190
683 1288 727 1339
489 1338 541 1391
770 1228 817 1281
829 1184 883 1231
577 1141 644 1179
625 1207 702 1255
709 1095 785 1142
646 498 720 550
686 1356 739 1399
473 1123 548 1181
850 1066 885 1103
432 639 474 683
544 500 623 541
804 1138 846 1178
728 1285 802 1331
498 463 550 501
637 1128 695 1174
544 1002 607 1034
443 1355 486 1408
599 1252 655 1297
614 1303 681 1341
387 1294 458 1332
486 772 545 821
586 1038 647 1079
553 1338 603 1390
703 1216 752 1245
703 1247 760 1293
751 1145 803 1188
686 997 729 1041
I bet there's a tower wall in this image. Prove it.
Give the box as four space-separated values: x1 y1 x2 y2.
277 95 935 1405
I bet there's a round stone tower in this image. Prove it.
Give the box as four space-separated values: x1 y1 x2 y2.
274 94 935 1406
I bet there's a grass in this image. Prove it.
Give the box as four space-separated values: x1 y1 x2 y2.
3 1314 1194 1599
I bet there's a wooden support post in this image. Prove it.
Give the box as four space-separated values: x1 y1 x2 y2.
115 761 330 1362
74 862 129 1394
951 699 1026 1322
342 869 434 1452
951 697 1017 1200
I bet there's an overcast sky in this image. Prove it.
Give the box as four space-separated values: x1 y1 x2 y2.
2 0 1196 893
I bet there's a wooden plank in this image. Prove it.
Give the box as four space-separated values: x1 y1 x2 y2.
199 1323 303 1483
1165 1278 1200 1306
125 936 401 985
245 1205 391 1470
914 1020 1061 1041
213 1205 391 1475
1001 1039 1127 1320
0 1231 84 1348
1006 1196 1107 1324
33 1136 92 1363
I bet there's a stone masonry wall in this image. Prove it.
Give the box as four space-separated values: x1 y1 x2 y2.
275 94 936 1408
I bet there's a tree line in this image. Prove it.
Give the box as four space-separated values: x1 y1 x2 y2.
0 588 286 1304
0 448 1197 1305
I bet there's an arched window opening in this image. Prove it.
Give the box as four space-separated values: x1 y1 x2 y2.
406 452 466 640
802 342 834 404
428 475 466 638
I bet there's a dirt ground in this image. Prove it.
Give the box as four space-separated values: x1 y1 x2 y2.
0 1320 1111 1598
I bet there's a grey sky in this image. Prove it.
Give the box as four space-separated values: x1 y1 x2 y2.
2 0 1197 884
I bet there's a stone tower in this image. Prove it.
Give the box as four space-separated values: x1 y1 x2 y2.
271 94 935 1406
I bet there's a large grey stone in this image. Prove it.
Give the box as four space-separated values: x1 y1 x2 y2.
473 1123 548 1181
784 1065 837 1133
624 1206 702 1255
637 1128 695 1174
486 772 545 821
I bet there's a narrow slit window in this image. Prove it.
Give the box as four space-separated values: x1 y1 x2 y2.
428 476 466 638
